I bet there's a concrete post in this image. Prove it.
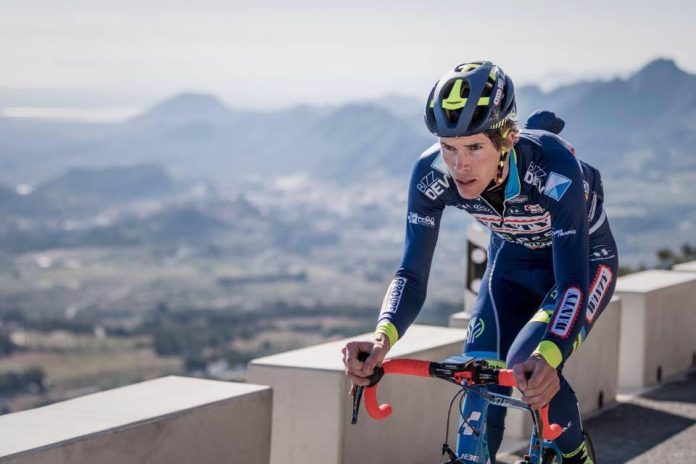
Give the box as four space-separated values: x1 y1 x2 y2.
615 270 696 390
248 325 469 464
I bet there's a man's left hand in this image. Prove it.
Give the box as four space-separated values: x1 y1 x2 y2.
512 354 560 410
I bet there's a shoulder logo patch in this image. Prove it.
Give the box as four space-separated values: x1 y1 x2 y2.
544 172 572 201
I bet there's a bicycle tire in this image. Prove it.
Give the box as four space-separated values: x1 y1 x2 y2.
584 430 597 463
541 447 561 464
540 431 596 464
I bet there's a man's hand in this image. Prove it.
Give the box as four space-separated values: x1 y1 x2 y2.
512 354 560 410
341 334 391 394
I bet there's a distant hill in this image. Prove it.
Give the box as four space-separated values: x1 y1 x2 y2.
0 164 180 219
516 58 696 176
35 164 176 203
0 58 694 186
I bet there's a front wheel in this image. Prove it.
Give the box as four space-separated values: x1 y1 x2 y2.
583 430 597 463
541 431 596 463
541 447 561 463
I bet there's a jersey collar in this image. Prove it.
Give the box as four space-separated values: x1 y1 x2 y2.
504 147 521 201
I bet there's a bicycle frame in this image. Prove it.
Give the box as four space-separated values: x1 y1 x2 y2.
455 384 561 464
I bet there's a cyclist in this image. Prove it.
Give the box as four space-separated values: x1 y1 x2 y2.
342 61 617 464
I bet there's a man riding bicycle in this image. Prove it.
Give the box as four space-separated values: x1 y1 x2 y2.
342 61 618 464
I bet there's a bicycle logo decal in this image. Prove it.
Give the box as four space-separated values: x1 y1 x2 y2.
461 411 482 436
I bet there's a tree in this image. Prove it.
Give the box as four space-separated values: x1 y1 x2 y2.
0 332 17 356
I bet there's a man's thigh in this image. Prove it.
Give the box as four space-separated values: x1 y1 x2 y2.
464 255 549 362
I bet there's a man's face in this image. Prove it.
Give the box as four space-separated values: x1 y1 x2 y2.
439 133 500 199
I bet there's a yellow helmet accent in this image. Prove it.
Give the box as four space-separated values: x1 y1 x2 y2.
441 79 466 110
440 79 491 111
489 66 499 82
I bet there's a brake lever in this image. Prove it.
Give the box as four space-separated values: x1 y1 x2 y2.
350 351 385 424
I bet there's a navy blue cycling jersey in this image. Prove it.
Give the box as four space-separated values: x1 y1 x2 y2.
375 127 613 366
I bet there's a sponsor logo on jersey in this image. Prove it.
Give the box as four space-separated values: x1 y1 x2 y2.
473 213 551 235
506 206 523 215
466 316 485 344
523 162 547 193
544 172 573 201
550 287 582 338
380 277 407 315
524 204 544 214
461 454 480 463
583 180 590 200
507 195 528 204
472 203 491 212
408 211 436 228
586 265 613 323
590 245 616 261
493 230 553 249
416 170 451 200
552 228 577 238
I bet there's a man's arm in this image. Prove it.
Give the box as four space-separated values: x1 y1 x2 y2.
374 155 447 347
533 145 590 368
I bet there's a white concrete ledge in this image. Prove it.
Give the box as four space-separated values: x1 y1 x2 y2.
248 325 468 464
0 376 272 464
615 270 696 389
673 260 696 273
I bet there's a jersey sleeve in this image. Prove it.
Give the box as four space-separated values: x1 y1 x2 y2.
374 156 447 347
533 141 590 368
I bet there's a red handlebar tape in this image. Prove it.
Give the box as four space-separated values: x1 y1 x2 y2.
540 404 563 440
497 369 516 387
382 359 431 377
364 359 430 420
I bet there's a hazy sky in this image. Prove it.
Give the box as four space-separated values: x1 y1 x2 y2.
1 0 694 111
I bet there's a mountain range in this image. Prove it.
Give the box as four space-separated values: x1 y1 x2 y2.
1 58 695 187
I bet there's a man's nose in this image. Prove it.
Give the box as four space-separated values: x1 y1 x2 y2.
451 151 470 173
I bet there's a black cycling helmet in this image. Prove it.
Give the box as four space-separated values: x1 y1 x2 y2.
424 61 516 137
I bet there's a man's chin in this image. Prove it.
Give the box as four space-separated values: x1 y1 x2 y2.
456 186 482 200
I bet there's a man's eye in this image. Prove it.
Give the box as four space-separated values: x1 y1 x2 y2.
469 145 482 151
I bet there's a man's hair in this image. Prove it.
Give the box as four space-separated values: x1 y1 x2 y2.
484 118 519 152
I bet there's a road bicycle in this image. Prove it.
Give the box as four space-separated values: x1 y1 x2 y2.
350 354 596 464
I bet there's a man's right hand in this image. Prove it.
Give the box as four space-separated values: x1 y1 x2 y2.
341 334 391 391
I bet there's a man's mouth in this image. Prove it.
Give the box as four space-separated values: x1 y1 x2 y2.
455 178 477 188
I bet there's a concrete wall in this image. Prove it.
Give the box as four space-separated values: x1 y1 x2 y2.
248 325 468 464
0 376 272 464
450 296 621 437
615 270 696 389
673 260 696 273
